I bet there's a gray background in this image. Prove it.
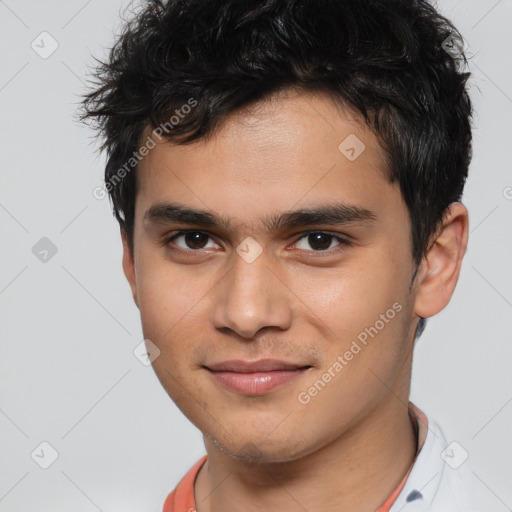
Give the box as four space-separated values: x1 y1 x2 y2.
0 0 511 510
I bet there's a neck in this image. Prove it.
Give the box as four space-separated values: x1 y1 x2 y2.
194 397 418 512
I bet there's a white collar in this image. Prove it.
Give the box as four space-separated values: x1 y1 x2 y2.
390 403 489 511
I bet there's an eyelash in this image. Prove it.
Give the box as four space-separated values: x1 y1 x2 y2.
163 230 351 256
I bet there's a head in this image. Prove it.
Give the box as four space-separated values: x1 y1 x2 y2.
80 0 472 461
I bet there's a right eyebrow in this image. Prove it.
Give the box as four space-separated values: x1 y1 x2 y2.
144 202 232 230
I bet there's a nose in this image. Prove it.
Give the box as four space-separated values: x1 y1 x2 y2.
210 248 293 340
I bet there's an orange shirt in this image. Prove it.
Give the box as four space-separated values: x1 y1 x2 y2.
163 405 428 512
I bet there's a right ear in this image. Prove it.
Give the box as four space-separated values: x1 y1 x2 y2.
121 229 139 308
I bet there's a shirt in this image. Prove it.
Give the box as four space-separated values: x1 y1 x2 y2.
162 402 488 512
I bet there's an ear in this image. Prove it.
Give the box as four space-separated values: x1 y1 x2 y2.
121 229 139 308
413 202 469 319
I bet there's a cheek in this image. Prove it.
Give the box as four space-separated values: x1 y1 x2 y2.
134 257 219 379
294 309 410 439
136 255 207 339
292 261 410 383
290 262 397 338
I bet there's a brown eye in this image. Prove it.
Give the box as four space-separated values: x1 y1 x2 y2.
166 231 217 251
182 232 210 249
308 233 332 250
294 231 349 253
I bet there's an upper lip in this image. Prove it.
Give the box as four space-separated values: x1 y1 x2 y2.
205 359 311 373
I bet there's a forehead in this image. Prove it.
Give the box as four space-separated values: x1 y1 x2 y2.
135 89 402 233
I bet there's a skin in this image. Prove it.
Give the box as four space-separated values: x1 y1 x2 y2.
121 88 469 511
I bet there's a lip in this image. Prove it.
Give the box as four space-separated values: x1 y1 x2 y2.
205 359 312 395
206 358 310 372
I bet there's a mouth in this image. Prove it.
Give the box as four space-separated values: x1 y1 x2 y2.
204 359 313 395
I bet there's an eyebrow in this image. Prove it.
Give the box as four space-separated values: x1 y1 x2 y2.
143 202 377 233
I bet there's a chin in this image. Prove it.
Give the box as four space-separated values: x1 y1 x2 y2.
205 431 312 464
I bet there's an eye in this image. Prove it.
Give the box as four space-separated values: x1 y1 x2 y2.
163 230 350 255
293 231 349 253
165 231 219 251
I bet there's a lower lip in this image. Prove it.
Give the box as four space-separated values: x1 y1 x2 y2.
208 369 310 395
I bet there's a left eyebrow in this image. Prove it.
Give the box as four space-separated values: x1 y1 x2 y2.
265 203 378 231
143 201 378 232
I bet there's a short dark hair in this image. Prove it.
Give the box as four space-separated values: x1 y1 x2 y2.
80 0 473 338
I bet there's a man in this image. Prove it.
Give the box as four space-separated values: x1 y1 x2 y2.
80 0 488 509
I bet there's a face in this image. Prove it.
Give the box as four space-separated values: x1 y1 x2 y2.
123 89 423 462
